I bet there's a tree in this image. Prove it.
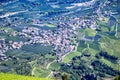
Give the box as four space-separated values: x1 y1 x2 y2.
114 76 120 80
62 73 69 80
15 63 32 76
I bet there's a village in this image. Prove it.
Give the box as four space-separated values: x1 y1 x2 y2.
0 15 97 61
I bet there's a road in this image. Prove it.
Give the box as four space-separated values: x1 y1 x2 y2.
46 42 79 78
0 10 28 18
61 43 79 61
31 67 36 76
46 60 56 78
46 60 56 69
46 71 53 78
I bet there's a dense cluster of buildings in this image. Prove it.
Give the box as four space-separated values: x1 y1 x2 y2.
0 39 8 60
0 15 97 61
18 26 77 61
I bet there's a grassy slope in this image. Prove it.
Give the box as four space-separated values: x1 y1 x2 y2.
62 17 120 71
49 62 61 70
100 58 120 70
34 68 51 78
99 34 120 57
0 73 52 80
62 51 81 63
85 28 97 37
96 19 120 71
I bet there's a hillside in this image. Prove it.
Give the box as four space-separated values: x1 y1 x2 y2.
0 0 120 80
0 73 52 80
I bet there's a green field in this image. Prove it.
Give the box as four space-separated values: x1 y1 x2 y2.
62 51 81 63
49 62 61 70
85 28 97 37
99 35 120 58
0 27 17 34
33 68 51 78
100 58 120 70
96 20 107 27
45 23 56 28
0 73 52 80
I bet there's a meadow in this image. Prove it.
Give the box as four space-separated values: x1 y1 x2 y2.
0 73 52 80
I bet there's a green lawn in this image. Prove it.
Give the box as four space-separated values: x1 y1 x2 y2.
0 73 52 80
